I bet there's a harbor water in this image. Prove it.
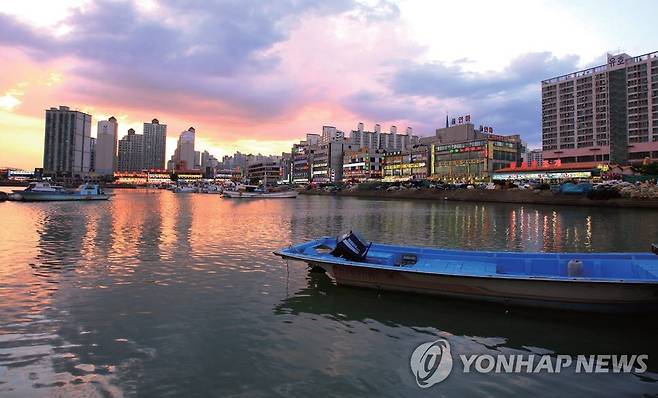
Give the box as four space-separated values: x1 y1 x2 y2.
0 189 657 397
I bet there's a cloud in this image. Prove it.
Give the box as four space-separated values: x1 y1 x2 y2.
341 89 446 134
349 0 400 22
0 0 362 124
341 52 582 146
1 0 635 164
389 52 580 99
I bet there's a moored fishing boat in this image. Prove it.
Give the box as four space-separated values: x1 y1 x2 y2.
223 184 298 198
274 232 658 313
200 184 223 194
11 181 66 200
14 183 110 202
172 185 197 193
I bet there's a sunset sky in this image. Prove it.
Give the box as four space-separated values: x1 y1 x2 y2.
1 0 657 169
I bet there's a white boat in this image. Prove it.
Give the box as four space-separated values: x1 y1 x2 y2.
223 184 298 199
200 184 223 194
223 189 298 198
14 183 110 202
173 185 197 193
224 168 298 198
12 182 65 198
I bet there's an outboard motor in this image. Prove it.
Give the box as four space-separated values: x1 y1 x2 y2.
331 231 371 262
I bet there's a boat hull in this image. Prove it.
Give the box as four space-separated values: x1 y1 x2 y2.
18 192 110 201
223 190 298 198
305 260 658 313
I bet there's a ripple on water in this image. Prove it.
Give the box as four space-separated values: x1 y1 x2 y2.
1 191 658 397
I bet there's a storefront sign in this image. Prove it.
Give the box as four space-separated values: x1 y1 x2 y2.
493 171 591 180
509 159 562 169
451 114 471 125
383 162 426 170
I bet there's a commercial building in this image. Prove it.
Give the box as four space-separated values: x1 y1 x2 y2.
415 120 523 181
95 116 119 175
311 128 359 183
43 106 93 176
117 128 144 172
420 121 491 146
493 161 604 182
2 168 36 181
113 171 148 185
143 119 167 170
342 148 385 182
246 160 282 185
541 51 658 165
147 171 171 185
113 170 173 186
279 152 293 184
429 135 522 181
383 146 429 182
291 134 319 184
176 171 203 182
215 169 239 182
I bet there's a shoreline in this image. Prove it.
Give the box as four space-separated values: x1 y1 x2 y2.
300 188 658 209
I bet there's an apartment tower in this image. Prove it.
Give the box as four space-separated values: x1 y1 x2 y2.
541 51 658 165
43 106 93 176
95 116 119 175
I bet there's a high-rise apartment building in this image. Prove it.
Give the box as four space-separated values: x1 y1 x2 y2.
170 127 196 170
117 128 144 172
541 51 658 165
43 106 93 176
524 149 543 165
143 118 167 170
349 122 419 152
95 116 119 175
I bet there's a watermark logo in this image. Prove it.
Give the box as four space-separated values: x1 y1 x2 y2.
410 339 453 388
410 338 649 389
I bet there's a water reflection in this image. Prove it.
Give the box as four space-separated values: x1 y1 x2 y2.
274 273 658 395
277 273 658 360
0 191 657 397
32 211 86 276
289 197 658 253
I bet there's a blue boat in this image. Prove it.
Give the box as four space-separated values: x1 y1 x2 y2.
274 232 658 313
